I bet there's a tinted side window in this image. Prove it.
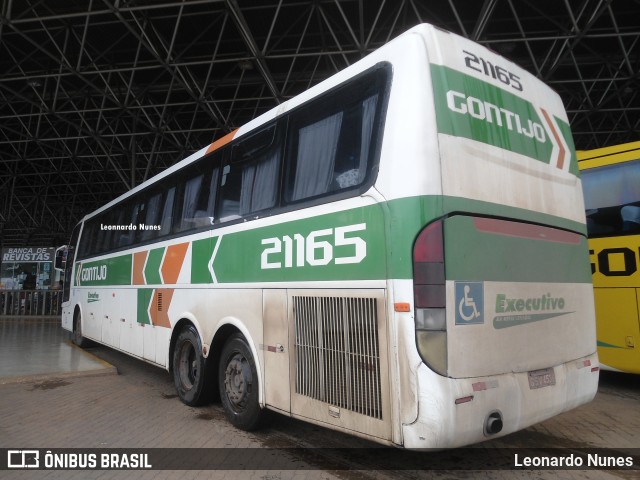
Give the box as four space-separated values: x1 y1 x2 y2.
76 221 93 258
219 125 281 222
139 191 163 242
159 186 176 237
96 208 118 253
176 158 220 233
285 67 387 204
91 213 107 254
64 223 81 301
114 202 137 248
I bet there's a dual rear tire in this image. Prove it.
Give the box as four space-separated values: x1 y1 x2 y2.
173 325 209 406
172 327 263 430
218 333 263 431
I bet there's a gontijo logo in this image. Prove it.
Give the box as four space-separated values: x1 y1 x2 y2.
446 91 547 144
81 265 107 282
431 58 574 174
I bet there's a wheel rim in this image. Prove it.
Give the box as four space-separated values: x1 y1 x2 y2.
178 341 198 390
224 352 252 411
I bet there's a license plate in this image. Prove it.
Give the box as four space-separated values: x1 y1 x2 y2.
528 367 556 389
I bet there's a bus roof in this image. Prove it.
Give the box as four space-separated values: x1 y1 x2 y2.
80 22 573 224
80 23 422 223
577 140 640 170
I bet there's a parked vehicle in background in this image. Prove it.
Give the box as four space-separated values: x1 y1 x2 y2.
578 141 640 374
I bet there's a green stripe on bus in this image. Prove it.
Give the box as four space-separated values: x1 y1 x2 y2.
75 255 132 286
431 64 577 174
145 247 164 285
384 196 587 280
137 289 153 324
597 340 623 349
443 215 592 283
74 196 588 287
191 237 218 284
210 205 387 283
195 195 586 284
439 196 587 235
555 117 579 177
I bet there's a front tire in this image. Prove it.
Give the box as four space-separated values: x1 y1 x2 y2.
72 310 90 347
219 333 264 431
173 325 209 406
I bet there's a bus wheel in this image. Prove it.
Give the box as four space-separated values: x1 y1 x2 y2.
72 311 89 347
173 325 208 406
219 333 263 431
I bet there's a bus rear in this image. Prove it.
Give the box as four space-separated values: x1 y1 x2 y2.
378 25 599 448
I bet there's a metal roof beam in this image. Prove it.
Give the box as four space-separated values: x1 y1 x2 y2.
225 0 282 103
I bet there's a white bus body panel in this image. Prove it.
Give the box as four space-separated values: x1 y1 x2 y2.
402 351 598 449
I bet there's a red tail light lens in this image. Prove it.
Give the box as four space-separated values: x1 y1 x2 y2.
413 221 445 308
413 220 448 376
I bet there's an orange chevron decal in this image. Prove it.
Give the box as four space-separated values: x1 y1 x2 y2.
149 288 173 328
205 129 238 155
161 242 189 285
540 108 566 170
133 251 148 285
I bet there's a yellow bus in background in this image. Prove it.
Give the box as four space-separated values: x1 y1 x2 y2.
578 141 640 374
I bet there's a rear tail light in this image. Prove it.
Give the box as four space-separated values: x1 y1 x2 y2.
413 220 447 376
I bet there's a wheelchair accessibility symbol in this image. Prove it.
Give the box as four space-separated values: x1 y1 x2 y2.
455 282 484 325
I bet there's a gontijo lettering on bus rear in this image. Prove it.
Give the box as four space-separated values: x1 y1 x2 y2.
430 48 577 175
446 91 547 144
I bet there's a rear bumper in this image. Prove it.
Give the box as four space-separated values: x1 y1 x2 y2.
402 352 599 449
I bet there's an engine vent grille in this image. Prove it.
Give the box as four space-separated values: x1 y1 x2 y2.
293 296 382 420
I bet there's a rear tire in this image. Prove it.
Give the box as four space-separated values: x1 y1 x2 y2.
219 333 264 431
173 325 209 406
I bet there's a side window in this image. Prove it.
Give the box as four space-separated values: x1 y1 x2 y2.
219 125 281 221
107 205 127 250
77 221 94 258
159 186 176 237
95 210 114 253
115 202 137 248
285 68 386 204
139 191 163 242
64 223 81 301
288 112 344 201
83 203 129 255
176 159 219 233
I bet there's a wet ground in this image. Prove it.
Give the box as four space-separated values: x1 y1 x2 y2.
0 319 638 479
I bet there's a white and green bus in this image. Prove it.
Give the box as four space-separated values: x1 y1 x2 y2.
58 24 598 449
